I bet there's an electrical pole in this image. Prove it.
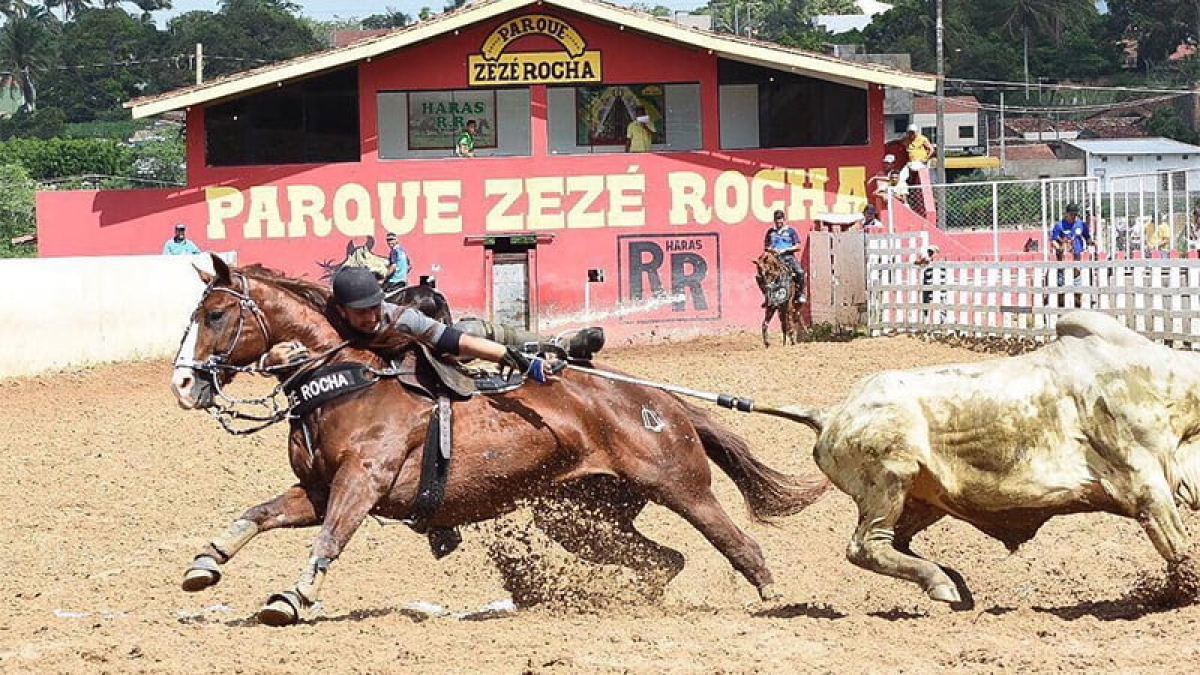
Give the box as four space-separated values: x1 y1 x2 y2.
195 43 203 84
935 0 946 229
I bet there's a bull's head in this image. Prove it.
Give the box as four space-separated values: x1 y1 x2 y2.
170 254 273 410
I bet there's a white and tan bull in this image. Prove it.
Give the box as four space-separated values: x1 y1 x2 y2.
782 310 1200 607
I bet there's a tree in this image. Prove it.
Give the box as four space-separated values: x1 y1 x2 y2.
165 0 322 81
0 162 37 258
0 6 60 112
1145 106 1200 144
362 8 410 29
38 7 167 121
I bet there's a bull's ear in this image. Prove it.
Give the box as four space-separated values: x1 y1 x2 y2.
364 235 376 250
345 239 356 255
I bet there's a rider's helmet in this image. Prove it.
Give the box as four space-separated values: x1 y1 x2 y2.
332 266 383 309
1066 203 1080 214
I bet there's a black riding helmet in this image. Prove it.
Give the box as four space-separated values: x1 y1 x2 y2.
332 267 384 308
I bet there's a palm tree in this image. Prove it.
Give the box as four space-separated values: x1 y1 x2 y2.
0 7 57 111
40 0 90 21
1003 0 1094 92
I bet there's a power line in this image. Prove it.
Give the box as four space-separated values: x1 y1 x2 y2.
947 77 1195 96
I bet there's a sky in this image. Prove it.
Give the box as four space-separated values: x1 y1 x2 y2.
158 0 707 24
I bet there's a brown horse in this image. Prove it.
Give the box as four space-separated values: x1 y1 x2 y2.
754 251 805 347
170 254 829 625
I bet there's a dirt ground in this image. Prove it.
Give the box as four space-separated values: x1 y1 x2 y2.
2 331 1198 674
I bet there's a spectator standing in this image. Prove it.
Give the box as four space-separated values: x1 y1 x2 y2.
895 124 934 196
163 223 201 255
456 120 477 158
625 106 655 153
1049 203 1093 307
916 245 945 323
382 232 410 296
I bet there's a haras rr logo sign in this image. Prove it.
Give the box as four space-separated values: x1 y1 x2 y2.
469 14 602 86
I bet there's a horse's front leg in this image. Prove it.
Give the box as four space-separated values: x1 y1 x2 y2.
761 307 776 347
258 465 388 626
182 484 324 592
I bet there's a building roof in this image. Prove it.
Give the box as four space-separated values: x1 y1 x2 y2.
125 0 935 119
989 143 1057 161
1064 137 1200 155
912 95 979 115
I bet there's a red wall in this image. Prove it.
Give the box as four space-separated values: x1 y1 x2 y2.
36 7 887 340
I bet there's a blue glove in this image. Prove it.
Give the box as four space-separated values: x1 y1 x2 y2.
525 356 551 383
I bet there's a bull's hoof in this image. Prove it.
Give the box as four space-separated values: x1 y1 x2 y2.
258 591 304 627
181 555 222 592
927 583 962 605
758 583 782 602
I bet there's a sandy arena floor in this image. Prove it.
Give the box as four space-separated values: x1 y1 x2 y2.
1 331 1197 673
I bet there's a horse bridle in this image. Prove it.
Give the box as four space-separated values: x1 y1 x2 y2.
175 272 273 374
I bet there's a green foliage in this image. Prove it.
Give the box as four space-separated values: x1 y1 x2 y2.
132 136 186 185
1145 107 1200 144
0 163 37 258
0 107 66 139
0 137 133 181
362 10 412 29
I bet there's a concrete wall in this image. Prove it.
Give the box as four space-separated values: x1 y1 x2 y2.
0 253 234 378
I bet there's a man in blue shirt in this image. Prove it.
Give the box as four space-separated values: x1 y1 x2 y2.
163 223 201 255
1049 203 1093 307
762 209 805 305
1049 203 1092 262
382 232 410 296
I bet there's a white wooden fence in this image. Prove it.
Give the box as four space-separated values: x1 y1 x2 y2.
868 253 1200 347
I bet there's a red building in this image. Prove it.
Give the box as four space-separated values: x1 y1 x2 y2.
35 0 934 338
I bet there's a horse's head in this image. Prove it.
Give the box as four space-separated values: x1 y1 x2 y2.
171 254 276 409
754 251 792 308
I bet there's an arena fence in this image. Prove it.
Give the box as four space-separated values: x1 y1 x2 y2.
867 250 1200 347
0 252 234 378
891 169 1200 260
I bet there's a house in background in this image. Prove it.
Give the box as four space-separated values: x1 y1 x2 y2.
1060 137 1200 189
910 95 983 152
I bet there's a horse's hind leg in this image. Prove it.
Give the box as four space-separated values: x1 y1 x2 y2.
532 479 685 601
649 484 779 601
183 484 324 592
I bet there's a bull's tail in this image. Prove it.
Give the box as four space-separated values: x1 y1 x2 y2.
767 404 828 433
681 399 830 523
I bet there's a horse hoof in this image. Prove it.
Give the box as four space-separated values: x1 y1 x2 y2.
758 583 782 602
181 555 222 592
927 583 961 604
258 591 303 627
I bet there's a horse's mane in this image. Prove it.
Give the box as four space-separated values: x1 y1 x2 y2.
241 264 331 312
755 251 788 282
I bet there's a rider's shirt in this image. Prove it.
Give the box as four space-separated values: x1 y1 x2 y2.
387 245 409 284
379 301 461 354
763 225 800 255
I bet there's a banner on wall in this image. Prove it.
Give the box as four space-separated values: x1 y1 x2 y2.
617 233 721 323
576 84 664 147
407 90 497 150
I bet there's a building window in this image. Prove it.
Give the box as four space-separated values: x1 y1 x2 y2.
717 59 867 149
205 67 360 166
893 118 909 134
377 88 531 159
1128 156 1134 161
1100 156 1108 162
958 125 974 139
548 83 701 154
1156 155 1163 161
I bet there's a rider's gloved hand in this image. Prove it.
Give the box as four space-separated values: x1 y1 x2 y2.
261 341 310 369
500 347 559 384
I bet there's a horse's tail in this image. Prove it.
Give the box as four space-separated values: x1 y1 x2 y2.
680 399 830 523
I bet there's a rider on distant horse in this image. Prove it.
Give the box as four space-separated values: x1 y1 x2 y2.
761 209 806 303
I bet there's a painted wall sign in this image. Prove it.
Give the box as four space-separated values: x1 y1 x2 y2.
618 233 721 323
468 14 602 86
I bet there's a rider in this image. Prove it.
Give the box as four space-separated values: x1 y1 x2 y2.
268 266 557 382
381 232 410 297
762 209 806 303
